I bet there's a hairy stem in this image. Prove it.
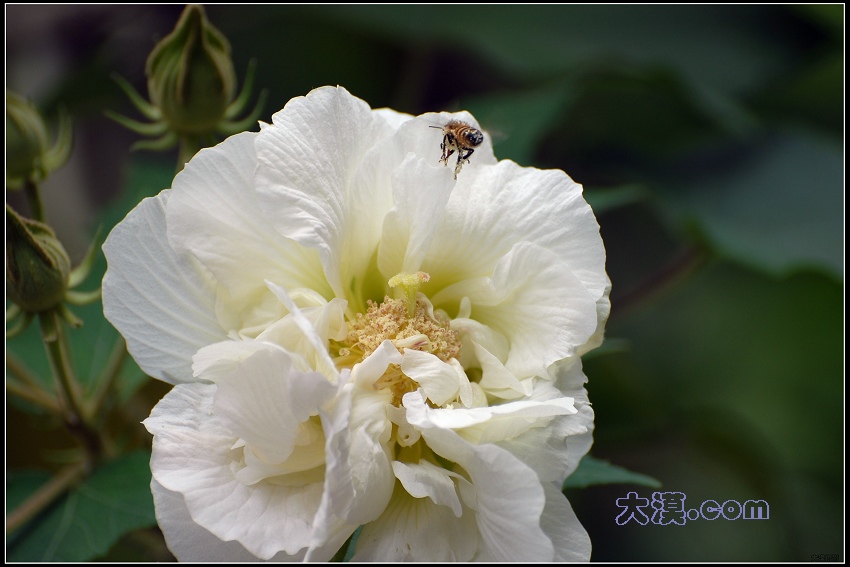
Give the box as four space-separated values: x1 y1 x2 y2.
39 311 102 467
23 179 45 222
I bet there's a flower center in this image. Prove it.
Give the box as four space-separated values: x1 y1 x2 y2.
333 272 462 405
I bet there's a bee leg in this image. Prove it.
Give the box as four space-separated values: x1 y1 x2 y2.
453 148 475 179
439 135 453 165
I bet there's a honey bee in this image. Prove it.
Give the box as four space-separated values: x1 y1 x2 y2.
430 120 484 179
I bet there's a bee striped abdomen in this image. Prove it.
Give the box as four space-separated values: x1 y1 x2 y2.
432 120 484 179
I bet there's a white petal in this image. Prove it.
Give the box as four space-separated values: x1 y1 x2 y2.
167 132 331 329
352 486 479 561
373 107 415 130
305 383 362 560
550 358 596 479
152 480 302 561
451 315 510 364
313 369 397 533
398 112 498 170
345 383 396 525
377 153 455 276
580 292 612 357
540 482 592 561
253 293 348 374
254 86 396 297
352 340 403 389
386 405 421 447
102 191 227 384
425 159 607 304
400 349 462 407
432 241 598 379
420 427 555 561
212 345 335 465
265 280 342 379
144 383 323 559
404 386 576 439
192 339 271 381
392 460 463 517
493 381 589 484
471 339 532 400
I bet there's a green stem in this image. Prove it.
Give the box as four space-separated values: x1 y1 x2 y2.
6 379 61 413
6 352 43 389
38 311 102 468
23 179 45 222
86 337 128 422
177 136 201 172
5 461 86 534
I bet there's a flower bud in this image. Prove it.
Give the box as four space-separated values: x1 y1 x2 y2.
6 91 72 189
6 91 49 183
6 205 71 313
146 4 236 136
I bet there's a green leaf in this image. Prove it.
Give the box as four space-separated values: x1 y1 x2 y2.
659 131 842 278
6 451 156 562
564 455 662 489
6 470 53 520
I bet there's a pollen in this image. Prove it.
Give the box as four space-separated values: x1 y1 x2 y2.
343 296 461 363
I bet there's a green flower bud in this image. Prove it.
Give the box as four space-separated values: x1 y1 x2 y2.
146 5 236 136
6 90 71 189
6 205 71 313
6 91 50 184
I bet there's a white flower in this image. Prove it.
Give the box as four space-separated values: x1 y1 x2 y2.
103 86 609 561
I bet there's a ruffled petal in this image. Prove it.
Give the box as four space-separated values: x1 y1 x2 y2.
400 349 466 407
152 480 301 561
540 482 592 561
102 191 227 384
550 357 596 479
253 86 397 297
305 381 361 561
210 344 335 465
392 460 463 517
404 390 576 444
377 153 455 277
471 339 532 400
345 384 396 525
193 339 272 381
494 378 590 484
432 241 598 379
420 426 555 562
424 159 608 304
144 383 324 559
352 339 403 389
265 281 342 379
352 485 478 562
167 132 330 334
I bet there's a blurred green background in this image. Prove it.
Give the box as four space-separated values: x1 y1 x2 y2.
6 5 843 561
